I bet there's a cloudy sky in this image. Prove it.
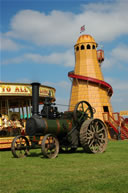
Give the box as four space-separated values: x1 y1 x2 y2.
0 0 128 112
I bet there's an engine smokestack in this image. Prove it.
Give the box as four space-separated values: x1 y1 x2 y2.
31 82 40 115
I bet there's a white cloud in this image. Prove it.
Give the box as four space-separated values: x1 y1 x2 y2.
4 0 128 46
25 49 74 66
111 44 128 62
102 43 128 69
0 36 21 51
1 56 24 65
6 10 76 46
1 49 74 67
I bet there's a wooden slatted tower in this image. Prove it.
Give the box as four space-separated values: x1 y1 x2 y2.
68 34 113 120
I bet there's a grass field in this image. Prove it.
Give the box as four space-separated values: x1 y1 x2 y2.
0 140 128 193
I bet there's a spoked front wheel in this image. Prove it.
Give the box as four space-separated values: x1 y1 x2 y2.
41 134 59 158
11 135 30 158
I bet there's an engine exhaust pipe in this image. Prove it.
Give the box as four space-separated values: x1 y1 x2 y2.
31 82 40 115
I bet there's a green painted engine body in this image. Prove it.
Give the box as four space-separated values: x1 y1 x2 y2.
26 112 76 138
43 118 73 137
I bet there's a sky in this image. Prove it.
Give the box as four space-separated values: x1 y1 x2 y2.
0 0 128 112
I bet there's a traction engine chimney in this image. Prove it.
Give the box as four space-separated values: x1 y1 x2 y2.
31 82 40 115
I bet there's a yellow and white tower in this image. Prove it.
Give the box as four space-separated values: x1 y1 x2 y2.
68 34 113 120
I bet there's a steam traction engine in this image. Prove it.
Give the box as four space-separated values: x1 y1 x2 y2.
11 83 108 158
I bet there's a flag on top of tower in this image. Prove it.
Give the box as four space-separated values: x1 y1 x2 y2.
80 25 85 33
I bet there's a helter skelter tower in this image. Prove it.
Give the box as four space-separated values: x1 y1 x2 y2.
68 34 113 120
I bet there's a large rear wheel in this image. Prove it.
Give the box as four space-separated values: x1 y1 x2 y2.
80 119 108 153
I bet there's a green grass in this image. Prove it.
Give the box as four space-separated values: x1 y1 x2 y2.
0 140 128 193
